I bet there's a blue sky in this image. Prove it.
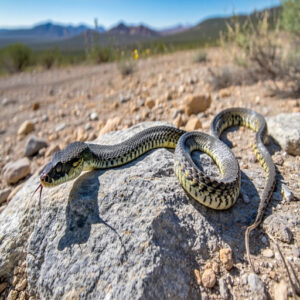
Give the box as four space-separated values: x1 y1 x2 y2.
0 0 279 29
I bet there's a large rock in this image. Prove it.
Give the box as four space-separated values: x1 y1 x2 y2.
24 136 48 157
2 158 30 184
183 94 211 116
0 122 294 299
267 113 300 156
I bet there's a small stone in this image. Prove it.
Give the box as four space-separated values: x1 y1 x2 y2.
292 246 300 258
248 273 267 300
24 136 48 157
220 248 234 270
15 278 27 291
99 117 121 135
145 98 155 109
281 184 294 202
274 281 288 300
90 112 99 121
273 154 284 166
185 116 202 131
119 95 130 103
18 120 34 135
194 269 201 285
41 115 48 122
75 127 87 141
55 123 66 132
262 249 274 258
12 275 19 286
0 187 11 204
261 236 268 244
7 290 18 300
241 274 248 285
45 144 60 157
32 102 39 111
2 158 30 184
269 270 277 280
219 277 230 300
219 88 231 98
173 114 183 128
85 123 92 131
201 268 216 288
0 282 8 293
18 291 27 300
183 93 211 116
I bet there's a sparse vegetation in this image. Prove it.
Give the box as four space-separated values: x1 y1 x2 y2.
221 6 300 94
0 43 32 73
39 48 61 69
193 50 207 63
208 66 248 90
118 59 136 77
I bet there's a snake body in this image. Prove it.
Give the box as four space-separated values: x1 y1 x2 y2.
40 107 276 271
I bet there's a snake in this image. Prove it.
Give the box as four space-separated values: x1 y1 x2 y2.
37 107 276 272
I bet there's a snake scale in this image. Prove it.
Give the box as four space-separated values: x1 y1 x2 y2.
39 107 276 272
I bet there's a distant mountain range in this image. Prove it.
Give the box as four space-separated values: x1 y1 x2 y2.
0 6 280 50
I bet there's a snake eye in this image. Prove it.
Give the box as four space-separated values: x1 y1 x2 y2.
72 159 80 167
56 163 62 173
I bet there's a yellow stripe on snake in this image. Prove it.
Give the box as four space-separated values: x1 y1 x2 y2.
38 107 276 272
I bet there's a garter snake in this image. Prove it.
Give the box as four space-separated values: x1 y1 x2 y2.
38 107 276 272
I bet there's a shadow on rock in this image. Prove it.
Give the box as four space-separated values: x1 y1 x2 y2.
58 170 126 259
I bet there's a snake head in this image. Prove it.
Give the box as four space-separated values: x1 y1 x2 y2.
40 142 88 187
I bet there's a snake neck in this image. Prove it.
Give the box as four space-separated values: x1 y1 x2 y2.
85 126 186 170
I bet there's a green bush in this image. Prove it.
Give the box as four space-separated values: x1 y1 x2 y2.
281 0 300 35
193 50 207 63
40 48 61 69
0 43 32 73
87 46 114 64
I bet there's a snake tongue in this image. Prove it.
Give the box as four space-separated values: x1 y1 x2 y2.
31 184 43 209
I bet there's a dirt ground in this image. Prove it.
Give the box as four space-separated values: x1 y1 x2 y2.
0 48 299 299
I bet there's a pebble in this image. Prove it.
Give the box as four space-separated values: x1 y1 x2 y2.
273 153 284 166
0 282 8 293
0 187 11 204
41 114 49 122
7 290 18 300
99 117 121 135
2 158 30 184
85 123 92 131
32 102 39 110
219 248 234 270
219 277 230 300
24 136 48 156
241 274 248 285
90 112 99 121
173 114 183 128
15 278 27 291
172 109 184 119
261 236 268 244
45 144 60 157
145 98 155 109
248 273 267 300
273 281 288 300
262 248 274 258
194 269 201 285
201 268 216 288
183 93 211 116
281 184 294 202
55 123 66 132
119 95 131 103
185 116 202 131
292 246 300 258
18 120 34 135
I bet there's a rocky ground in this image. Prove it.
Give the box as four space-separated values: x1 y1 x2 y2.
0 48 299 299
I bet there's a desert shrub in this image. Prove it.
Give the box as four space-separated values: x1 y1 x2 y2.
208 66 250 90
222 10 300 94
87 46 115 64
118 59 136 77
0 43 32 73
193 50 207 63
281 0 300 35
40 48 61 69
